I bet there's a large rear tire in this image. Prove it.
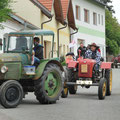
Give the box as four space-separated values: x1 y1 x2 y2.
98 78 107 100
34 63 62 104
0 80 23 108
105 69 112 96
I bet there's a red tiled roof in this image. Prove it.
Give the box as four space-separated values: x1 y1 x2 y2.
37 0 53 12
61 0 69 20
68 0 76 30
54 0 65 25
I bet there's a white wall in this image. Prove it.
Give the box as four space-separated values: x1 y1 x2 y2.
72 0 106 59
0 20 24 53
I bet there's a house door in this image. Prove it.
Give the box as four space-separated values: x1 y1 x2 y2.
44 41 51 59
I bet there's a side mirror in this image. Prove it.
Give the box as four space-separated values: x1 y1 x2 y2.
0 38 3 51
79 50 81 58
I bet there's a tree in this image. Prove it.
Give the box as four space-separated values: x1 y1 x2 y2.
0 0 12 27
106 10 120 55
102 0 115 13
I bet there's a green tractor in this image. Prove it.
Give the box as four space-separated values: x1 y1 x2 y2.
0 30 64 108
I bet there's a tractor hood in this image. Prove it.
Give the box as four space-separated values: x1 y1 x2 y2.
0 53 31 64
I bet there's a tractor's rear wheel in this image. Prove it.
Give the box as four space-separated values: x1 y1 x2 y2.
34 63 62 104
105 69 112 96
69 85 77 94
67 68 77 94
98 78 107 100
0 80 23 108
85 86 90 89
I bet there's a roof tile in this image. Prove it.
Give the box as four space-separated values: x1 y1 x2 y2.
37 0 53 12
61 0 69 20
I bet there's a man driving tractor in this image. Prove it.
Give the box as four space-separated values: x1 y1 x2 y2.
85 43 101 70
33 37 44 64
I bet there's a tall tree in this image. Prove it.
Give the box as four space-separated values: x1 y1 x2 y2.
106 10 120 55
102 0 115 13
0 0 12 27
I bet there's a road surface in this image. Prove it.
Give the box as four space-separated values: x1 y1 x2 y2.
0 69 120 120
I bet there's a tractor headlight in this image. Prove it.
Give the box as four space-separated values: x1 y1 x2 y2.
1 66 8 73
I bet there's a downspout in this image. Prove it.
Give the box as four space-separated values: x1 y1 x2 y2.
57 22 67 57
70 28 78 52
41 17 52 45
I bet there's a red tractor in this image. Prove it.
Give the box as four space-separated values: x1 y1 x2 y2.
62 51 113 100
112 54 120 68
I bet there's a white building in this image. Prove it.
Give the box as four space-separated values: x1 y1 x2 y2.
0 14 38 53
71 0 106 59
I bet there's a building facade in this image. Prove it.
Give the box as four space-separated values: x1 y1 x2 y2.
0 0 76 58
71 0 106 59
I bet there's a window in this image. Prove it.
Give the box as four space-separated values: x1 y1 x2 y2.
8 36 32 52
0 38 2 50
98 14 100 24
84 9 89 23
101 15 104 25
76 5 80 20
93 12 97 25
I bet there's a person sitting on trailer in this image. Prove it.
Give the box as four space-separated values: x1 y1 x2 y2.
77 42 87 58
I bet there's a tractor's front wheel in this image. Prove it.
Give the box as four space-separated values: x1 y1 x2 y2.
0 80 23 108
69 85 77 94
34 63 62 104
61 84 68 98
67 68 77 94
98 78 107 100
105 69 112 96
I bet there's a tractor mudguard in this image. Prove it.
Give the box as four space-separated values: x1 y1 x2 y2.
33 60 64 80
100 62 112 69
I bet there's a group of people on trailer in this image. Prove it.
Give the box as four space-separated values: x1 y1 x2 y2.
77 42 101 70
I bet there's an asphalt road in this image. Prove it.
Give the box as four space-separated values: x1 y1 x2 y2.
0 69 120 120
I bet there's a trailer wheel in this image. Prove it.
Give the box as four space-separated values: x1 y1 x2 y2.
34 63 62 104
98 78 107 100
0 80 23 108
69 85 77 94
85 86 90 89
61 86 68 98
105 69 112 96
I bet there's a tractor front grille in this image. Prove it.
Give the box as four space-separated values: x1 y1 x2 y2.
4 63 21 80
0 62 21 80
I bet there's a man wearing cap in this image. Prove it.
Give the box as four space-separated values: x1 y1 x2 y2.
85 43 101 70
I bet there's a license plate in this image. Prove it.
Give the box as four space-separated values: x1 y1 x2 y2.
76 80 92 85
81 64 88 73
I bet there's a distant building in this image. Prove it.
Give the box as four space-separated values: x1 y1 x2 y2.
71 0 106 59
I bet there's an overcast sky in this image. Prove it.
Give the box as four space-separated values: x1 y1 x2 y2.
112 0 120 23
